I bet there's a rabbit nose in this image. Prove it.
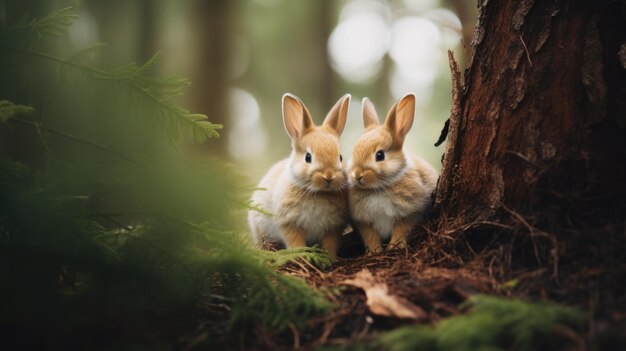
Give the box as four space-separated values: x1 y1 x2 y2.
352 171 363 181
322 175 336 184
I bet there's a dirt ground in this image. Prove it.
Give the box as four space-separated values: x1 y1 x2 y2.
271 219 625 350
190 218 626 351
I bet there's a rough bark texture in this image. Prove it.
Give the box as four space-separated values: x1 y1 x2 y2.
436 1 626 232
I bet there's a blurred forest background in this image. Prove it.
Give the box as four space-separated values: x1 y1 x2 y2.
5 1 621 350
0 0 487 349
2 0 476 178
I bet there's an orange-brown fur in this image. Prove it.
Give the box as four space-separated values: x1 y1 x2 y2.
248 94 351 257
348 94 438 252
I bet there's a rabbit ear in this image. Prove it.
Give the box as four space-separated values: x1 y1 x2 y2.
384 93 416 146
322 94 351 136
362 97 380 128
282 93 314 140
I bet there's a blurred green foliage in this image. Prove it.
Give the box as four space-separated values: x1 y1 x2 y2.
0 6 332 349
378 295 585 351
320 295 585 351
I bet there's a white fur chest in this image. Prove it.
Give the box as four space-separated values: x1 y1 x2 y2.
351 192 415 239
276 193 346 242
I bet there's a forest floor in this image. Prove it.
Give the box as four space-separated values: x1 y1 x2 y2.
239 222 626 351
278 233 498 349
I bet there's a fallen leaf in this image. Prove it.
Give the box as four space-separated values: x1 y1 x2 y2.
342 269 427 320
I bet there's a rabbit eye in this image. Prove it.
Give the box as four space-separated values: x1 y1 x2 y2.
375 150 385 162
305 152 312 163
340 154 343 162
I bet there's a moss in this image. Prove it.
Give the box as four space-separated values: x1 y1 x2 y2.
377 295 586 351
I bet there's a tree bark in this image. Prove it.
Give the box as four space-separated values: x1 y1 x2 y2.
435 0 626 235
314 0 336 109
190 0 232 156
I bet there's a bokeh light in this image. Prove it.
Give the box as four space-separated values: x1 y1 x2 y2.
424 8 463 48
402 0 439 12
228 88 267 160
324 0 463 171
68 8 99 48
388 16 442 101
328 1 391 83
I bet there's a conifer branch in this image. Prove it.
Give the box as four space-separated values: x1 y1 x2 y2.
0 6 77 37
8 47 222 144
0 7 332 338
10 116 148 168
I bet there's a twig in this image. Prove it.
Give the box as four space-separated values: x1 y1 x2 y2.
519 34 533 66
503 205 559 279
317 319 337 345
504 205 543 265
506 150 540 168
434 50 462 147
288 322 301 350
302 257 325 277
552 325 586 351
290 259 312 278
435 51 462 204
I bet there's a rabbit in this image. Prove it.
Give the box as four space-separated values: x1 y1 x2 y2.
348 93 438 253
248 93 351 257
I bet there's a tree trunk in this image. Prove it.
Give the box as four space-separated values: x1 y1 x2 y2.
433 1 626 271
313 0 336 109
191 0 232 156
436 0 625 223
138 0 158 64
